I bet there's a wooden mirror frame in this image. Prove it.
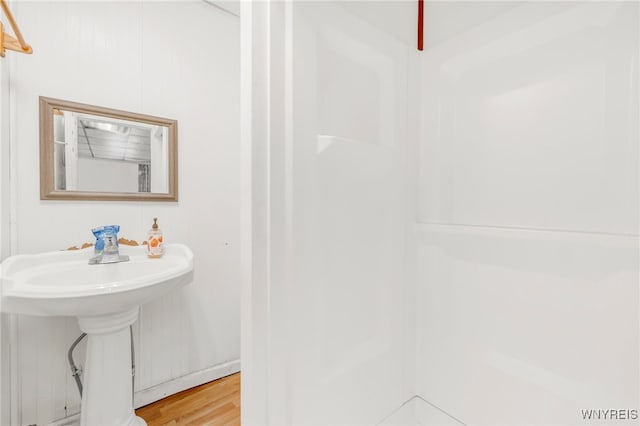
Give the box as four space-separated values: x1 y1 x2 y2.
39 96 178 201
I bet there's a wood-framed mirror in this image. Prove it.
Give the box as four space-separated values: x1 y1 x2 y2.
39 96 178 201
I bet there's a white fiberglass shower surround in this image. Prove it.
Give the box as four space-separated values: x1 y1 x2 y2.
241 1 639 425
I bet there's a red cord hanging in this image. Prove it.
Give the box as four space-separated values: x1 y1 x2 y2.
418 0 424 51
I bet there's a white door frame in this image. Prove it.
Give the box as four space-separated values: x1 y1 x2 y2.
240 1 293 424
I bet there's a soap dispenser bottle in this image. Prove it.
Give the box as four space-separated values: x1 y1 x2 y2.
147 218 164 258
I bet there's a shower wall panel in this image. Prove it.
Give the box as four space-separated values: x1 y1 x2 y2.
416 2 639 424
257 2 414 424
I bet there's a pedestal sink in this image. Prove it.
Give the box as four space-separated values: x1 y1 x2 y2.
0 243 194 426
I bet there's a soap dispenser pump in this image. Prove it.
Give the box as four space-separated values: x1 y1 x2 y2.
147 218 164 258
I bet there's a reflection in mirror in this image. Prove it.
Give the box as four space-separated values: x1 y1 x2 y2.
53 111 169 193
40 97 178 201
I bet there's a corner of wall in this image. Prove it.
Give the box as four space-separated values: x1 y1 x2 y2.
0 24 10 262
0 49 12 426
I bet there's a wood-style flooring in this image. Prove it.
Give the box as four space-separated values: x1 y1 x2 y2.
136 373 240 426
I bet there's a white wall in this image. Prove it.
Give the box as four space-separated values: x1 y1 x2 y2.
77 157 139 193
416 2 639 424
7 1 239 424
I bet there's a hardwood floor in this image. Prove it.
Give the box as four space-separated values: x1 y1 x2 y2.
136 373 240 426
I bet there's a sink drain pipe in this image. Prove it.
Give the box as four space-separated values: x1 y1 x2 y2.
68 326 136 397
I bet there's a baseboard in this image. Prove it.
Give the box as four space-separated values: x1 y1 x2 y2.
48 413 79 426
46 359 241 426
133 359 241 408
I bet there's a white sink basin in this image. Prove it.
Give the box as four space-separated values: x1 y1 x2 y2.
1 243 193 317
0 243 194 426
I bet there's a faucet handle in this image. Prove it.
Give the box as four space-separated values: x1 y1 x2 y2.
103 235 118 253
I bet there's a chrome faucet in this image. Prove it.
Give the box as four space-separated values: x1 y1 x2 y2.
89 234 130 265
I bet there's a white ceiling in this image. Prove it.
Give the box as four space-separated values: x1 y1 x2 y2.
77 120 151 163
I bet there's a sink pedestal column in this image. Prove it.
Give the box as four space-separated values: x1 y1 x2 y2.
78 307 146 426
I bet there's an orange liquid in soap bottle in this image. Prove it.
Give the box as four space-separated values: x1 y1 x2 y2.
147 218 164 258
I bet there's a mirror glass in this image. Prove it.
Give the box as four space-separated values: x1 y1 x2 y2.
40 97 178 201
